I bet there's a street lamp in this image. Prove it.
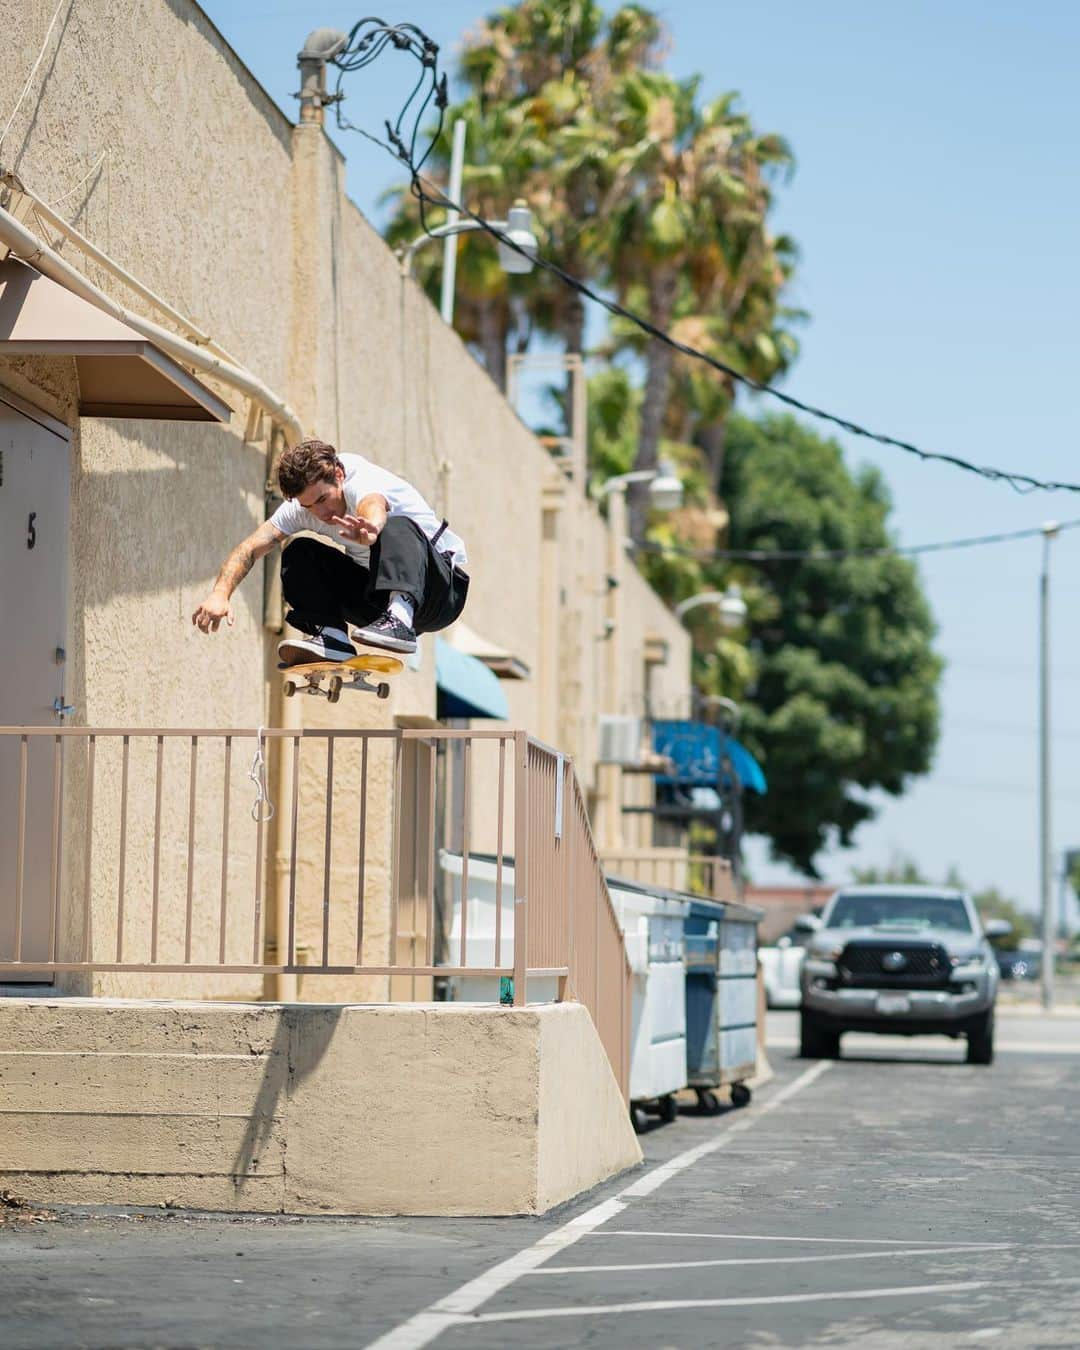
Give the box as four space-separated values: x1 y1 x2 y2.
675 584 747 630
601 459 684 515
400 198 539 312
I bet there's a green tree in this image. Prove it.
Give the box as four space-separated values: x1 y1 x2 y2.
971 887 1033 947
852 855 928 886
715 414 943 875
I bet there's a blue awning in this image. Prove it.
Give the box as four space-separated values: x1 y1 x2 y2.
653 719 767 795
435 637 510 720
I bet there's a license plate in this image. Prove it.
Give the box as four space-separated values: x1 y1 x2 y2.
876 994 911 1014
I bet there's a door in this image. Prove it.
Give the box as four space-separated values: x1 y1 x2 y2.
0 391 71 974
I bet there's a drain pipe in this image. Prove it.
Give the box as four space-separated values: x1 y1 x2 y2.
0 198 306 1002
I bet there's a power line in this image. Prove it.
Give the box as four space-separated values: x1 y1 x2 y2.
946 718 1080 742
327 27 1080 498
631 518 1080 564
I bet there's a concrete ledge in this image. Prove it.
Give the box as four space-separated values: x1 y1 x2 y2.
0 997 641 1215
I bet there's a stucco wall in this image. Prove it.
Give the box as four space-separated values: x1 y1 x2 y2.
1 0 690 1000
0 996 641 1215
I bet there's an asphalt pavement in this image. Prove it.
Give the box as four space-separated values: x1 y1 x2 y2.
3 1008 1079 1349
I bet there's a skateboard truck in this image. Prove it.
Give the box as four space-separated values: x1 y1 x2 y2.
279 652 403 703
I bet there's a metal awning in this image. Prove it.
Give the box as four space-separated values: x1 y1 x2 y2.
652 720 768 795
435 638 510 720
445 619 530 680
0 259 232 422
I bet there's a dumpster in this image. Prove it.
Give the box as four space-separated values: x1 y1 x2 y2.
684 896 763 1110
436 850 560 1004
606 879 690 1131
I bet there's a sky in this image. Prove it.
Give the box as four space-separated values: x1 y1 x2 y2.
203 0 1080 921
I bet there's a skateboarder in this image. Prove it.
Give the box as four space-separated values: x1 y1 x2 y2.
192 439 468 664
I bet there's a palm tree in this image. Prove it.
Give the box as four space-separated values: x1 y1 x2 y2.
599 74 796 537
381 1 666 387
382 95 548 388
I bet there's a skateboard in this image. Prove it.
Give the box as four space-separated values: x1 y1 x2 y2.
279 652 404 703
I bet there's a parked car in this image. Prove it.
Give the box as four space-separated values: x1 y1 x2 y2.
760 915 819 1008
996 948 1040 981
800 885 1010 1064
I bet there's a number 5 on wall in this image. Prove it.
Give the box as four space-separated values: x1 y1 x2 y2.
27 511 36 549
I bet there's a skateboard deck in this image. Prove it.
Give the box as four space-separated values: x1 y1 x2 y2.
279 652 404 703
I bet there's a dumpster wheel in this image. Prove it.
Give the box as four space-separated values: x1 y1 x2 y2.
730 1082 752 1108
694 1088 721 1114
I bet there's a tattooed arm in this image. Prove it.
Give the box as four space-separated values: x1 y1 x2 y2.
192 520 286 633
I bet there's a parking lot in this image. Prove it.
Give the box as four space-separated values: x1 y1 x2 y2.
4 1007 1079 1349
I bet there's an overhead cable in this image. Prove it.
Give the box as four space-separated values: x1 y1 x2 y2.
329 23 1080 496
632 518 1080 564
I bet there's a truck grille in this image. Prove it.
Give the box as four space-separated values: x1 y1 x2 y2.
838 942 950 988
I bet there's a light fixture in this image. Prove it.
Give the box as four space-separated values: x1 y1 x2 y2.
674 583 747 630
601 462 684 512
648 459 684 512
496 201 539 275
717 583 747 630
401 200 538 280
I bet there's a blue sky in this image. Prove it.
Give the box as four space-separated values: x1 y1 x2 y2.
205 1 1080 920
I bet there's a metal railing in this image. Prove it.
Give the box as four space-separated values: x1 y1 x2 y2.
0 726 631 1097
599 847 737 902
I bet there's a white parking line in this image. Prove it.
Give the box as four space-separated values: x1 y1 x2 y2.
468 1280 989 1325
362 1061 833 1350
531 1244 1013 1274
768 1036 1080 1055
586 1230 1011 1246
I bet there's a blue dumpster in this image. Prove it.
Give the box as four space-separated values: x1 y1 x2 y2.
684 896 763 1110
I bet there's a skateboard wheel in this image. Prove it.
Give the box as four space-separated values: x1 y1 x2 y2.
328 676 343 703
283 680 296 698
377 683 391 700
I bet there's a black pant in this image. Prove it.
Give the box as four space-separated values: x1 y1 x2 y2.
280 516 469 635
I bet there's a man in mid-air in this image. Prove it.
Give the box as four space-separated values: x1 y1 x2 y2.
192 439 468 663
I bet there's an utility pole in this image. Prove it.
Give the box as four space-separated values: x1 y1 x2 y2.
439 120 467 324
1039 522 1059 1010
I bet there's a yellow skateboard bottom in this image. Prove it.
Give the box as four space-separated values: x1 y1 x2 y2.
279 652 404 702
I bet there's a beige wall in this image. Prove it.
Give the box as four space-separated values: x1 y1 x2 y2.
1 0 690 998
0 995 641 1214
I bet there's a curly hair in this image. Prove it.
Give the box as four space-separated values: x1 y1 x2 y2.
277 439 343 499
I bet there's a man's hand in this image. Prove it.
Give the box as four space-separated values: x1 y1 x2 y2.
191 523 284 634
331 512 383 545
192 593 235 633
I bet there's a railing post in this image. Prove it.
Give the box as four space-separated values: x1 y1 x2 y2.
512 731 529 1007
557 755 570 1003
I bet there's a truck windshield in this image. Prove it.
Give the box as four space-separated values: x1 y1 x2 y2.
827 894 973 933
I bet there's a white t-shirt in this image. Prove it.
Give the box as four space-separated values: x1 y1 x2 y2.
270 453 467 568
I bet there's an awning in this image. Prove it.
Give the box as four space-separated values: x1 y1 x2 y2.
0 259 232 422
446 619 530 680
653 719 768 795
436 637 510 720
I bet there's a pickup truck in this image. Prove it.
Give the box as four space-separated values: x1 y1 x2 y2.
799 885 1010 1064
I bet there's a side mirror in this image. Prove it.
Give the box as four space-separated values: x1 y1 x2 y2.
983 918 1012 940
794 913 822 933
